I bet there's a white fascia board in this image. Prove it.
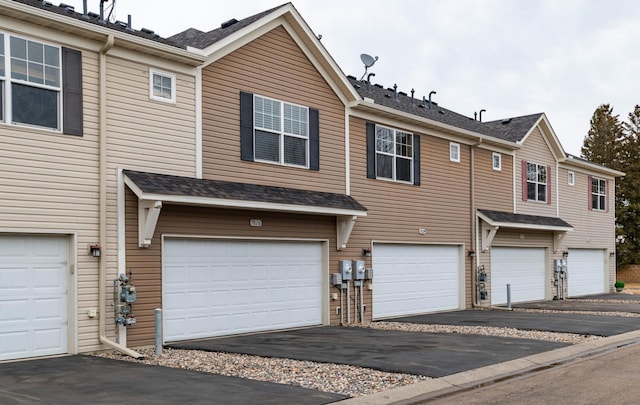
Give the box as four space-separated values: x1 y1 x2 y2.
351 101 518 149
477 211 572 233
517 114 566 161
559 157 625 178
140 192 368 217
1 0 204 65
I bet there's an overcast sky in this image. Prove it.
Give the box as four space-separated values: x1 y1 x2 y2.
63 0 640 156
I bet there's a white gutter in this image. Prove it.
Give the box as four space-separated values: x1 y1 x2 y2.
98 34 142 359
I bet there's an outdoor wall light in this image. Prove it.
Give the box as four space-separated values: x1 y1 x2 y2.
362 248 372 257
562 251 569 258
468 250 475 257
90 244 101 257
610 251 616 257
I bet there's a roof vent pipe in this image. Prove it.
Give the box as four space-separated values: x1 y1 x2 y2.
127 14 133 30
428 91 436 109
82 0 87 17
479 109 486 122
393 84 398 100
366 73 375 92
99 0 106 21
474 112 478 120
410 88 415 104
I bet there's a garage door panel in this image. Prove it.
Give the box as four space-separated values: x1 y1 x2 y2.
373 244 461 319
164 239 323 341
568 249 606 296
0 235 68 361
491 247 545 305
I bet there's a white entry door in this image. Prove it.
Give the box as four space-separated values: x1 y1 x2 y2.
372 244 461 319
491 247 546 304
163 238 324 342
0 235 68 361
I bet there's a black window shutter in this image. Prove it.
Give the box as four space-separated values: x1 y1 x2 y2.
309 108 319 170
366 122 376 179
413 134 421 186
239 91 254 161
62 47 83 136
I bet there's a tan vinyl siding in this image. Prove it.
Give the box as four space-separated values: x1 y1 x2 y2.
474 149 513 212
0 50 101 353
348 117 473 307
515 127 557 216
558 166 616 289
124 190 355 346
201 26 346 194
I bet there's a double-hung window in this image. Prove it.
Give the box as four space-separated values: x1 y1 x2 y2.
0 32 82 135
375 125 413 183
591 177 606 211
526 162 547 202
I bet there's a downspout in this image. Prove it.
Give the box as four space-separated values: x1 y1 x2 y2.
345 106 350 195
470 142 478 306
98 34 142 358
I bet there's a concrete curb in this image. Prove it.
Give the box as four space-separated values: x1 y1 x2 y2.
337 329 640 404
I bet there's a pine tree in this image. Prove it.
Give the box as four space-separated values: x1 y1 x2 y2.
581 104 624 170
617 105 640 265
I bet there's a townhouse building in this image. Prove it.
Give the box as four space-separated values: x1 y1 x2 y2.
0 0 622 360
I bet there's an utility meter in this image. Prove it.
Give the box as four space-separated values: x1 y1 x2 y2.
120 285 137 303
353 260 365 280
339 260 353 280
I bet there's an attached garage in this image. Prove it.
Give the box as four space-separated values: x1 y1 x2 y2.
163 238 326 342
372 243 462 319
568 249 606 297
491 247 546 304
0 235 69 361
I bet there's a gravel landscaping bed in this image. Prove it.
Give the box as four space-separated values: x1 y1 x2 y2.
95 347 429 398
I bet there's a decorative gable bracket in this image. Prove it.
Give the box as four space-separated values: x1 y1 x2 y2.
336 215 357 251
138 200 162 247
481 223 499 252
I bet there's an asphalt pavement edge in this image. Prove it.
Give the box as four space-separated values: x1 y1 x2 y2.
336 329 640 405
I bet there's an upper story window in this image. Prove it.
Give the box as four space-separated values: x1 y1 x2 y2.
239 92 319 170
568 171 575 186
0 32 82 135
254 94 309 167
526 162 547 203
375 124 414 183
449 142 460 162
492 152 501 171
149 68 175 103
590 176 607 211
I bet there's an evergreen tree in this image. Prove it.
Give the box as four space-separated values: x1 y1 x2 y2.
617 105 640 265
581 104 624 170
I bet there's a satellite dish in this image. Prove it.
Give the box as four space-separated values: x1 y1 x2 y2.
359 53 379 80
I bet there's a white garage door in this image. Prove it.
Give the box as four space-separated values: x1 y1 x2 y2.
163 239 324 342
372 244 461 319
491 247 545 305
0 235 68 361
568 249 606 297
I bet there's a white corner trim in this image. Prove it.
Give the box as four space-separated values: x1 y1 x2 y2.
195 66 203 178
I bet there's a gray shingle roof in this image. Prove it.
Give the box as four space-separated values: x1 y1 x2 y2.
16 0 185 48
124 170 367 213
478 209 572 229
349 76 543 143
168 4 286 49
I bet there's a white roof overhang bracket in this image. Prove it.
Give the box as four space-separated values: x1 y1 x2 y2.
481 223 499 252
554 231 567 253
138 200 162 247
336 215 357 251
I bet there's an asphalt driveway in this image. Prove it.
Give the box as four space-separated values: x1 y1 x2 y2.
386 309 640 336
168 326 567 378
0 355 346 405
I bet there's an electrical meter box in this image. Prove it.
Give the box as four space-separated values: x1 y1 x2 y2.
554 258 567 273
353 260 365 280
120 285 137 303
339 260 353 280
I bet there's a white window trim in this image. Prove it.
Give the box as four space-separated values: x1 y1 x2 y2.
568 171 575 186
492 152 501 171
1 32 63 132
592 177 606 211
450 142 460 163
527 162 547 203
253 94 309 168
149 68 176 104
375 124 413 184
